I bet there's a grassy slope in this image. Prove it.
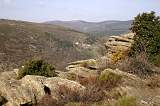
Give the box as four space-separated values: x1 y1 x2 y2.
0 19 92 71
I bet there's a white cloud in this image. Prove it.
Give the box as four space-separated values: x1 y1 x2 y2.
39 1 44 5
3 0 12 4
37 0 46 5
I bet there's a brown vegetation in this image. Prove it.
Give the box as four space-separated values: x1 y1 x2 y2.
117 53 153 77
0 19 95 71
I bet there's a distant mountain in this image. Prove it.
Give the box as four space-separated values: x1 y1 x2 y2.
45 20 133 36
0 19 97 71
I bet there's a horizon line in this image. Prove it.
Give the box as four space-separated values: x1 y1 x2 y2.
0 18 133 23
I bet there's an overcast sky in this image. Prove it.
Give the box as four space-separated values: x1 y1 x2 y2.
0 0 159 22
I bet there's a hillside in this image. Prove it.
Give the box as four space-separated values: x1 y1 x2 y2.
1 33 160 106
0 19 99 71
45 20 132 36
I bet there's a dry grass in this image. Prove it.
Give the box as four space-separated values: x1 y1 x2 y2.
55 72 123 106
0 19 94 71
115 96 137 106
117 53 153 77
146 75 160 88
96 57 116 71
57 85 81 105
35 95 57 106
78 75 97 86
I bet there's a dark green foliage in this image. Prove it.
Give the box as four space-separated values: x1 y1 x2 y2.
129 11 160 65
18 59 57 79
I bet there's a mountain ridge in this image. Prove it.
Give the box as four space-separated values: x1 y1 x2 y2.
45 20 132 36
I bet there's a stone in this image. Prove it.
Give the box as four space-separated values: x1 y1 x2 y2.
67 59 98 70
105 33 134 52
105 33 134 62
0 73 85 106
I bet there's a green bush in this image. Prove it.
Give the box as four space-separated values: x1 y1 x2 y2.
17 59 57 79
129 11 160 65
115 96 137 106
98 70 122 88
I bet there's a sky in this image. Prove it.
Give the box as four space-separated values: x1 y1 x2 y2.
0 0 159 22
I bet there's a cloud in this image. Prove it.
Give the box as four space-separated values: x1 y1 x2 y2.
37 0 46 5
3 0 12 4
39 1 44 5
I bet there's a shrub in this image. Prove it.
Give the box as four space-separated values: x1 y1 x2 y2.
36 95 57 106
118 53 153 77
80 84 105 103
78 75 97 86
111 50 125 63
115 96 137 106
146 75 160 88
98 70 122 88
96 57 116 71
129 11 160 65
17 59 57 79
57 85 81 105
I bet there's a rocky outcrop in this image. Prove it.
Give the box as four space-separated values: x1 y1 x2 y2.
105 33 134 62
66 59 99 79
105 33 134 52
0 73 85 106
67 59 98 70
65 33 135 79
65 33 134 79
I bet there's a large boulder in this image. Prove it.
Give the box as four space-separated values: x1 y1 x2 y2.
0 72 85 106
0 79 35 106
0 69 18 80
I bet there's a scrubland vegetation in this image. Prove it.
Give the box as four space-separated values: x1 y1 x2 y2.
110 11 160 77
1 11 160 106
17 59 57 79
